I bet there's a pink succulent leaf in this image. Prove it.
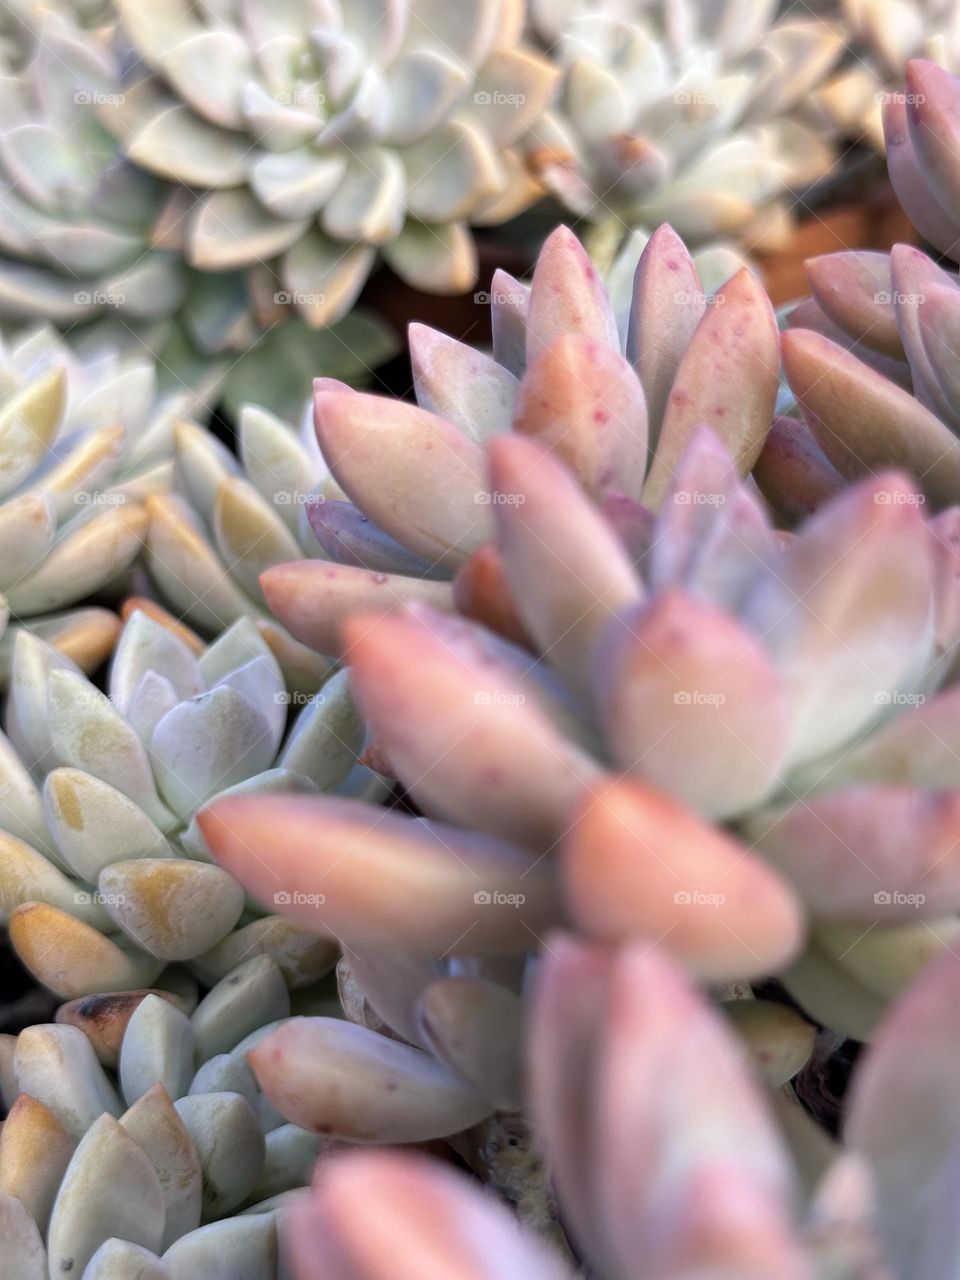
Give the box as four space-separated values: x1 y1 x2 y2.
560 779 804 981
889 244 960 429
259 560 454 658
915 285 960 432
847 948 960 1279
743 472 934 767
744 785 960 920
490 267 530 378
511 334 649 502
781 328 960 508
594 589 790 819
415 975 525 1111
753 414 846 524
642 267 779 508
903 62 960 261
488 436 643 697
338 946 443 1047
307 500 447 579
533 939 808 1280
524 226 619 365
927 508 960 670
825 683 960 790
198 794 563 955
626 223 706 448
600 491 656 573
649 426 776 606
884 90 960 263
313 379 491 568
785 297 912 390
288 1150 575 1280
247 1018 494 1143
452 543 534 650
801 1154 888 1280
341 605 601 849
805 252 903 358
409 322 517 442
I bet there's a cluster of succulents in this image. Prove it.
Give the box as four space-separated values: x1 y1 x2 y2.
0 607 382 1001
5 12 960 1280
524 0 843 251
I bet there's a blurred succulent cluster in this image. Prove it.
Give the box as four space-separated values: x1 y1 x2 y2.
0 953 342 1278
812 0 959 149
0 608 381 1001
524 0 843 252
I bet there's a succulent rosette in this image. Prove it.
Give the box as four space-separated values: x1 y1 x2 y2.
250 223 778 654
0 324 210 683
0 955 344 1278
285 939 960 1280
523 0 842 251
0 5 397 419
0 608 383 1000
764 61 960 518
106 0 558 326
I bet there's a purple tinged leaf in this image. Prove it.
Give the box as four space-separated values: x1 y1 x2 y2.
781 328 960 508
489 268 529 378
916 284 960 430
884 91 960 262
806 251 903 357
903 61 960 259
595 590 790 819
488 436 643 696
642 267 780 507
409 323 517 442
743 472 933 765
826 684 960 789
307 500 445 579
745 786 960 920
785 297 911 389
339 947 441 1047
627 224 706 447
890 244 960 428
847 947 960 1277
600 492 655 572
753 415 845 524
313 379 490 568
511 334 648 501
525 226 619 365
415 976 525 1111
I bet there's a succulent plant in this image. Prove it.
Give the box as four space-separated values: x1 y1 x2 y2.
0 607 384 1000
0 4 397 420
0 323 212 684
143 406 343 692
284 936 960 1280
104 0 559 328
766 61 960 517
811 0 959 150
523 0 842 252
0 955 344 1278
251 223 778 654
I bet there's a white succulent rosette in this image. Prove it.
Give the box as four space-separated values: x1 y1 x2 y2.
813 0 960 151
106 0 559 325
524 0 843 251
144 403 342 693
0 326 207 683
0 609 381 1000
0 957 343 1279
